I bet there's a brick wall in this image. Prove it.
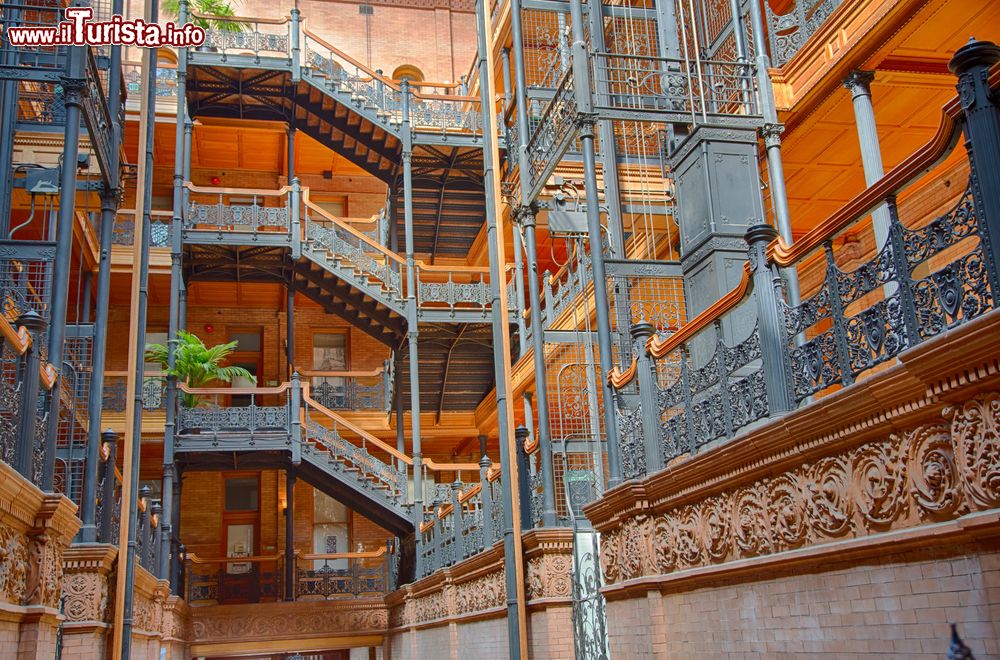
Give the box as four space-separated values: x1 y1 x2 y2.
605 544 1000 658
179 469 391 559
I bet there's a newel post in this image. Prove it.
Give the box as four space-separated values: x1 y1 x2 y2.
632 321 664 475
950 39 1000 292
745 225 794 415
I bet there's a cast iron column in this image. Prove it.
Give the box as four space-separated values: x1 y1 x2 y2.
160 0 188 580
843 71 892 248
400 81 425 565
950 39 1000 289
509 0 559 522
43 43 87 490
569 0 622 486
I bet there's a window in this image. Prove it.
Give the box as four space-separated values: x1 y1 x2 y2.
391 64 424 86
225 476 259 511
312 332 348 409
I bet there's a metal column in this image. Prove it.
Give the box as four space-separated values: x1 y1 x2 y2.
42 43 86 490
509 0 559 525
160 0 189 582
286 123 296 374
81 13 124 537
400 81 424 564
569 0 622 486
476 0 528 653
843 71 891 248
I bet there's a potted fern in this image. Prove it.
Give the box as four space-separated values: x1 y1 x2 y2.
144 330 256 408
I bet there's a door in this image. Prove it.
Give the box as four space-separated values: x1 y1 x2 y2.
221 475 261 603
227 327 263 406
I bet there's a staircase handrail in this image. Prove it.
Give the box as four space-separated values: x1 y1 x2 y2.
177 381 293 396
304 383 480 475
185 182 292 197
302 189 404 266
299 547 386 561
302 27 477 104
183 551 285 564
304 382 412 465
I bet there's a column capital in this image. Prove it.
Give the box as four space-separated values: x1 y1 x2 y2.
760 123 785 148
842 70 876 98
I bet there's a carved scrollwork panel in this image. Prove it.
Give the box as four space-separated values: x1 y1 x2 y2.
949 393 1000 509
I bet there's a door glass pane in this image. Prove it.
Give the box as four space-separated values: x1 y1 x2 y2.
226 523 254 573
229 331 262 352
225 477 259 511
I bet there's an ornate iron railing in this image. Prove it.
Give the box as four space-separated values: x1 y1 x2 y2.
303 29 481 136
185 184 293 235
184 553 284 604
123 61 178 99
765 0 845 67
305 363 392 412
193 12 292 62
590 52 758 122
610 63 1000 481
416 460 502 579
294 548 389 599
102 374 167 413
112 210 172 247
524 66 578 199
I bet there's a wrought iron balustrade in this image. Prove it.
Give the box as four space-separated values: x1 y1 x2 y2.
415 264 490 317
294 548 389 600
123 61 178 99
590 52 759 123
303 203 403 302
303 416 408 506
184 184 293 236
176 388 292 438
610 59 1000 481
113 210 172 247
134 485 162 574
102 374 167 413
184 553 284 604
524 66 578 199
194 13 292 62
306 363 392 412
765 0 845 67
418 481 491 579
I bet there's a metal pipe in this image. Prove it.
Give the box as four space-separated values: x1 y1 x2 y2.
475 0 527 653
400 82 424 564
569 0 622 487
43 42 87 490
509 0 558 526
